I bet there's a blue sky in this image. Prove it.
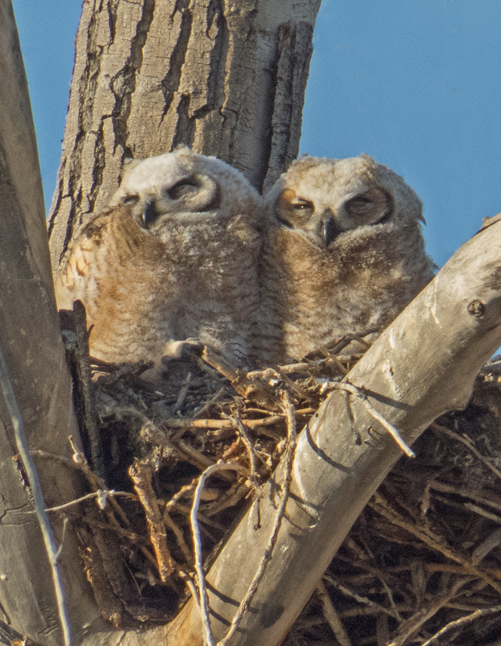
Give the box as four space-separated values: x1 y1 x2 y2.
13 0 501 267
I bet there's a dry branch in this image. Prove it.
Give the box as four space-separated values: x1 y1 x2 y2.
0 3 101 642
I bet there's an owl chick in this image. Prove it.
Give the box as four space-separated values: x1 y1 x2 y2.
259 154 436 364
55 147 263 381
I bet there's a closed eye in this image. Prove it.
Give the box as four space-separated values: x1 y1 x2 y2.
122 194 139 206
165 179 200 201
344 195 374 216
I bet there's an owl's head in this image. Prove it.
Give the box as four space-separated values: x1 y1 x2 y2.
266 154 424 248
109 146 261 233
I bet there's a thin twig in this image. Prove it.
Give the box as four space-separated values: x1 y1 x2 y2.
228 413 259 484
129 461 175 581
44 489 136 513
370 491 501 595
316 580 353 646
419 605 501 645
0 346 72 646
163 414 285 431
165 479 198 511
193 386 227 419
432 423 501 479
387 577 478 646
246 356 363 379
217 390 297 646
173 371 192 413
190 462 249 646
334 381 415 457
163 508 193 565
323 574 401 620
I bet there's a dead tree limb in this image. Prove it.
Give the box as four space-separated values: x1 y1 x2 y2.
0 2 105 643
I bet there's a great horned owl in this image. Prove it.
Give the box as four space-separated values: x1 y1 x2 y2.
55 147 263 380
259 154 436 364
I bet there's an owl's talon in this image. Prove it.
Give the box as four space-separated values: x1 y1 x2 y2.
161 339 204 364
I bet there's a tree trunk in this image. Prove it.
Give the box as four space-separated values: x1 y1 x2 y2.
48 0 322 268
0 2 104 643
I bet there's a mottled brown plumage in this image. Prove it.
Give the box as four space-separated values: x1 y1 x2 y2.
259 154 436 364
55 147 263 380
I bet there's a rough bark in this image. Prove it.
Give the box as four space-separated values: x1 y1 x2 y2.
160 218 501 645
0 2 105 643
48 0 321 268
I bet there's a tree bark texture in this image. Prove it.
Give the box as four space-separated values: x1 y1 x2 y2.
161 218 501 645
0 3 104 643
48 0 322 268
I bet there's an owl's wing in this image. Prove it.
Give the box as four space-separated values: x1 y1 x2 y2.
53 212 110 310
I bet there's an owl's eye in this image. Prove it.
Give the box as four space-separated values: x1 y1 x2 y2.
292 199 314 212
166 179 200 201
122 194 139 206
289 199 314 220
344 195 374 216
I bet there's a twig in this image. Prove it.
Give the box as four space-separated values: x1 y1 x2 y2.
201 347 278 410
143 421 241 483
79 515 149 543
44 489 136 513
246 356 363 379
129 461 176 581
370 491 501 595
432 423 501 479
276 370 315 402
69 439 159 567
419 605 501 645
323 574 401 620
165 479 198 511
173 371 192 413
200 481 251 518
190 462 249 646
70 437 134 527
92 358 154 384
387 577 478 646
0 346 72 646
163 509 193 565
316 580 353 646
227 413 259 484
334 381 415 457
163 414 285 431
217 389 297 646
193 387 227 419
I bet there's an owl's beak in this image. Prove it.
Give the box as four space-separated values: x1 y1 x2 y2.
141 199 160 227
320 214 339 247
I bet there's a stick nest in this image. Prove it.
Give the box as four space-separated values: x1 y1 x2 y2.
63 320 501 644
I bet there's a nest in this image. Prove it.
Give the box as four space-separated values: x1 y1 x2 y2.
61 310 501 643
285 368 501 646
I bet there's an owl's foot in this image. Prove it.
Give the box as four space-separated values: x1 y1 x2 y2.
161 338 204 363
